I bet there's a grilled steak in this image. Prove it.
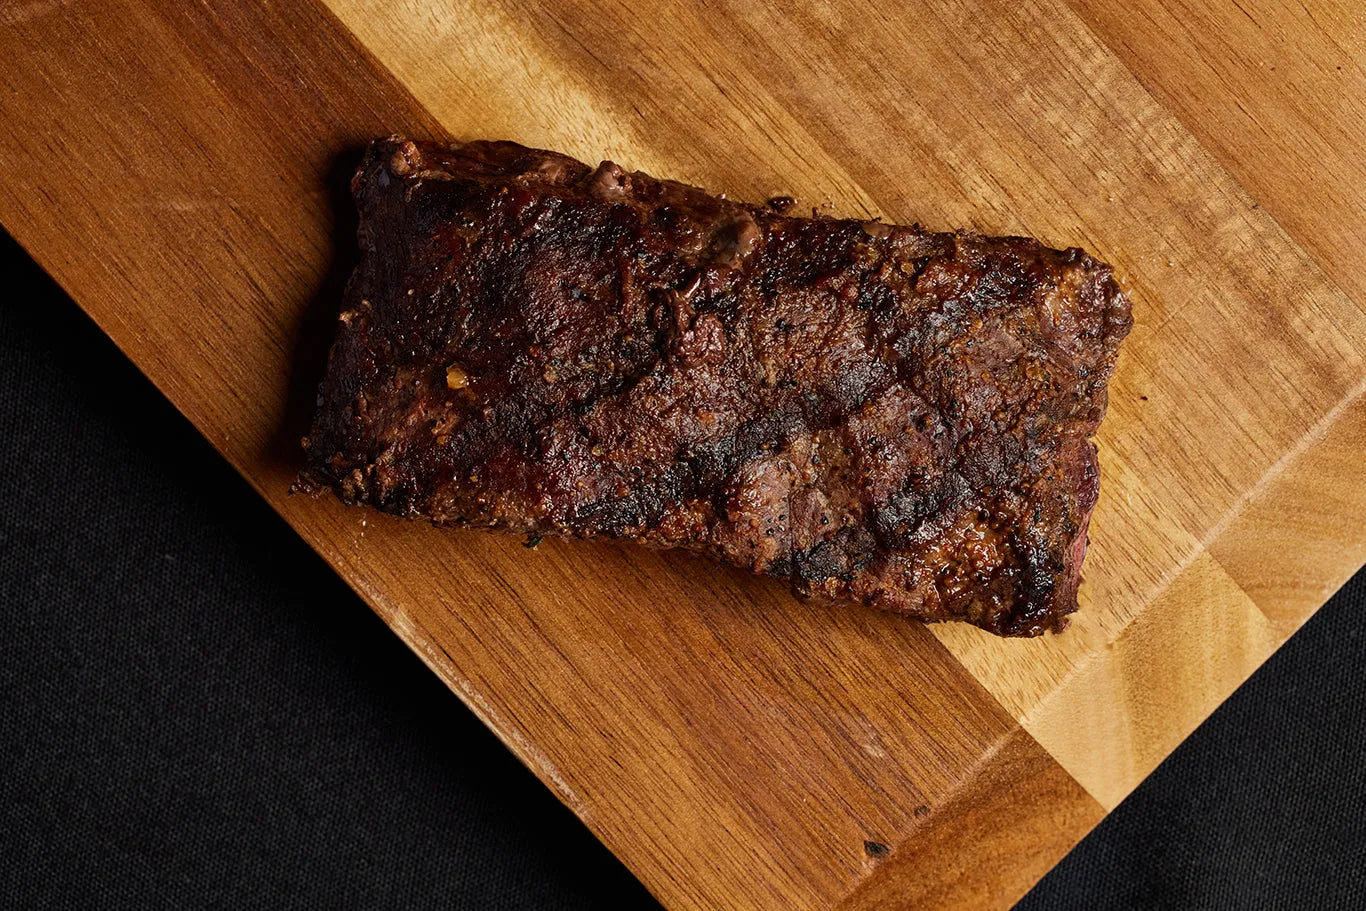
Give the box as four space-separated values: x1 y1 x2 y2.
299 137 1131 636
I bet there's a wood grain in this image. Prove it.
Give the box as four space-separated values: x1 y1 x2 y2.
838 728 1102 910
1209 388 1366 635
1065 0 1366 307
2 0 1363 908
324 3 1366 746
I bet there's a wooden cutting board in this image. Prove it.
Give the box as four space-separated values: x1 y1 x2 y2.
3 1 1364 907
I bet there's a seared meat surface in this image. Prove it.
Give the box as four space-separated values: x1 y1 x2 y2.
299 137 1131 636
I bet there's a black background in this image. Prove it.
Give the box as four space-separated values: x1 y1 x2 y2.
2 229 1362 909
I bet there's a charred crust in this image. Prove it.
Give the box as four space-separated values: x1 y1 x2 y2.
300 137 1132 636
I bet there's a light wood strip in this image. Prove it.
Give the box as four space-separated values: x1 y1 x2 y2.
1065 0 1366 310
327 0 885 213
1022 553 1280 810
1209 386 1366 635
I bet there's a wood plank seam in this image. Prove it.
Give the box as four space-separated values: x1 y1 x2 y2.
1060 0 1366 319
836 726 1105 910
844 728 1041 905
1023 552 1279 809
1015 384 1366 807
1124 375 1366 634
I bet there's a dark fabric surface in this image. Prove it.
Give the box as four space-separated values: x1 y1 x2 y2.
1 228 1362 909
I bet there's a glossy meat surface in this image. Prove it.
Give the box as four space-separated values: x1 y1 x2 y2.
300 137 1131 636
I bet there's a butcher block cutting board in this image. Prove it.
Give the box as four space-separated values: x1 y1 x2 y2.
3 1 1364 907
